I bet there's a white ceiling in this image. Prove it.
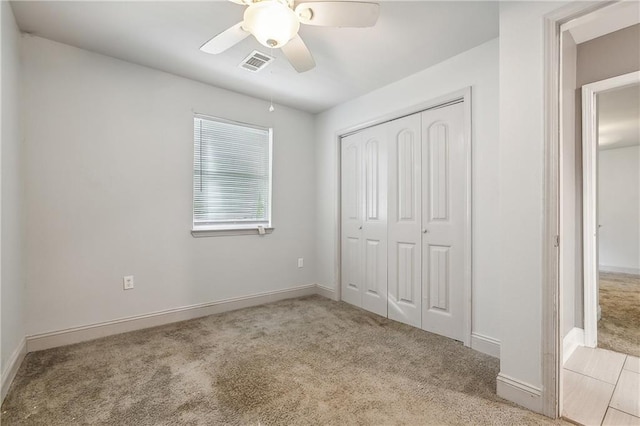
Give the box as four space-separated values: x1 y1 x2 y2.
10 1 499 113
599 83 640 151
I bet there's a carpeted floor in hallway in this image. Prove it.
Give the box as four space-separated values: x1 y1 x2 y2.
598 271 640 357
2 295 564 425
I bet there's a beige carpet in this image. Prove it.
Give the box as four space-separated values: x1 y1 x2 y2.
2 296 563 425
598 272 640 357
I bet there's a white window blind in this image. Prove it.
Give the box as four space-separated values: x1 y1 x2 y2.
193 115 272 230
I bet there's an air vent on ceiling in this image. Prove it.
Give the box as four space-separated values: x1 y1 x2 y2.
239 50 275 72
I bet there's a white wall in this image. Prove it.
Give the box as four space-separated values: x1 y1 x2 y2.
497 1 569 412
22 36 317 336
598 145 640 273
1 0 26 388
314 39 500 346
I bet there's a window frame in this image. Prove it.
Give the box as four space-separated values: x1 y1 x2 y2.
191 113 274 237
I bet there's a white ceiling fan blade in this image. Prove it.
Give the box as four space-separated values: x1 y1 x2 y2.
281 35 316 73
200 22 249 54
295 2 379 27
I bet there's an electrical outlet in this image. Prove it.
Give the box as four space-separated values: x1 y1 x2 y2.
297 258 304 268
123 275 134 290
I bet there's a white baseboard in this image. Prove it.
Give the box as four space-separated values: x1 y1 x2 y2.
599 265 640 275
563 327 584 364
1 337 26 403
316 284 336 300
496 373 543 414
27 284 318 353
471 333 500 358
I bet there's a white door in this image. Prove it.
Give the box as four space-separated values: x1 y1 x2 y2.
421 102 467 342
341 133 363 308
387 113 423 327
360 126 388 317
340 127 388 317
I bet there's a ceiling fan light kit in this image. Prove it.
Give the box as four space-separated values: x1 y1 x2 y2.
243 1 300 48
201 0 380 73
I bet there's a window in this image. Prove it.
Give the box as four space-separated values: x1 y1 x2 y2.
192 114 272 234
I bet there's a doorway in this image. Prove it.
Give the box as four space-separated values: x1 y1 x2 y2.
582 76 640 356
556 4 640 424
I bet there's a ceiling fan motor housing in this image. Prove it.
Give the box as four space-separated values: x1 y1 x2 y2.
243 0 300 48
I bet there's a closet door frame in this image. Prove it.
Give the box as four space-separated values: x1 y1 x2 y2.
336 87 472 347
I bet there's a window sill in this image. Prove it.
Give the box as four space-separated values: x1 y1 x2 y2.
191 227 274 238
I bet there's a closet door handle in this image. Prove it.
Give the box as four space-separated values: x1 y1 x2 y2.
423 229 429 234
359 226 363 230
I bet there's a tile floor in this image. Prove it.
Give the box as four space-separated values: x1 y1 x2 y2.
563 346 640 425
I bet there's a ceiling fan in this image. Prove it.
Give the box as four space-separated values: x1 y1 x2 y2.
200 0 380 73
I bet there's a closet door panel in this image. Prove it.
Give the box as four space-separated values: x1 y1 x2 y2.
387 114 422 327
341 133 363 308
421 103 466 341
361 128 388 317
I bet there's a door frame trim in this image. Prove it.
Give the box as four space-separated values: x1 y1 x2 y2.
335 87 472 347
581 71 640 348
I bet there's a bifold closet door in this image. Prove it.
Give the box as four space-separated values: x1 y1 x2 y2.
341 100 467 338
341 133 363 308
421 102 466 342
340 127 388 317
387 114 423 328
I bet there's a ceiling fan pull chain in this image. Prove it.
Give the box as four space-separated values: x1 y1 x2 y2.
268 46 275 113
